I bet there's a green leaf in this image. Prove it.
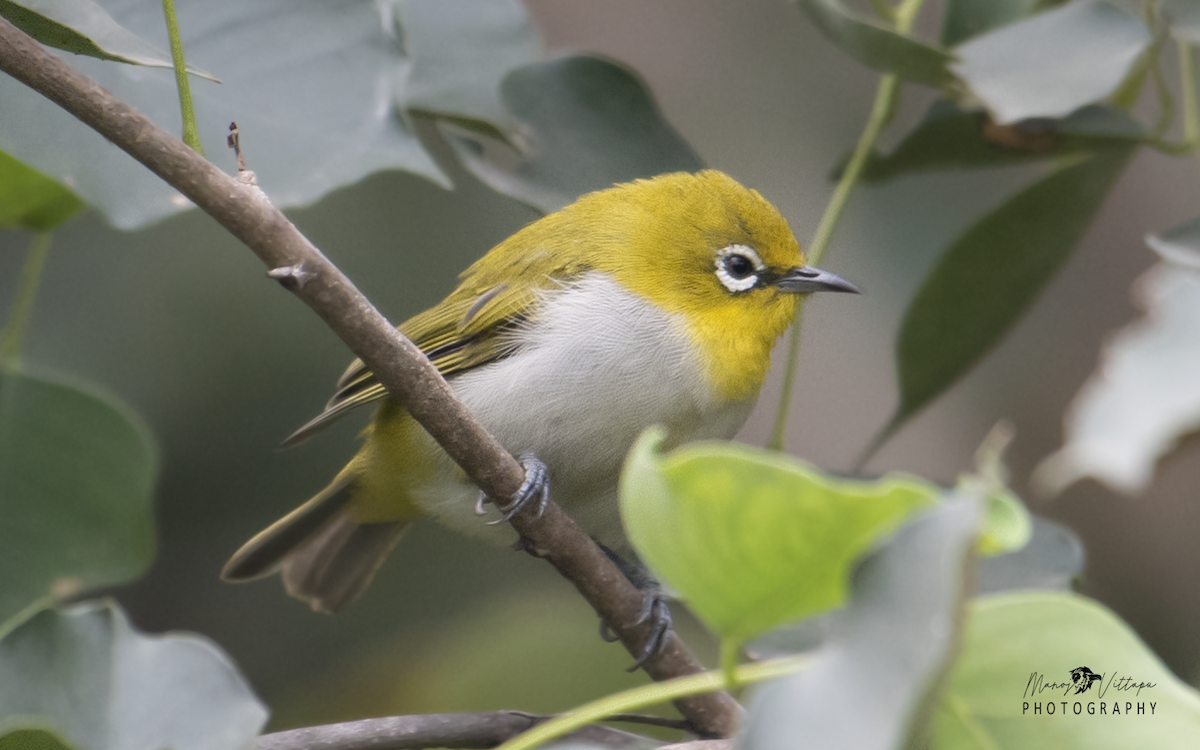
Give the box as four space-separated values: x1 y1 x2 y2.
0 729 74 750
394 0 542 132
885 145 1133 441
0 0 216 80
933 592 1200 748
0 601 268 750
0 368 156 628
446 55 704 213
619 429 936 642
845 101 1143 183
0 149 83 231
794 0 954 87
941 0 1063 47
743 495 982 750
0 0 449 228
952 0 1152 124
1034 223 1200 495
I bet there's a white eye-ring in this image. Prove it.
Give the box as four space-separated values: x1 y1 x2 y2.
715 245 765 293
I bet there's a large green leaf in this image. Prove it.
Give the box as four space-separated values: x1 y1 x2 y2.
952 0 1151 124
940 0 1063 47
885 145 1133 441
0 368 155 628
619 429 936 642
446 55 704 213
743 495 982 750
794 0 954 87
0 149 83 231
0 0 214 79
0 0 449 228
933 593 1200 748
0 601 267 750
1034 222 1200 495
394 0 541 132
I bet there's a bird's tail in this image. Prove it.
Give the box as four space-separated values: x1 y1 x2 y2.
221 475 409 613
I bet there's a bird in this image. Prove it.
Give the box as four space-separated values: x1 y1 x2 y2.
222 170 858 623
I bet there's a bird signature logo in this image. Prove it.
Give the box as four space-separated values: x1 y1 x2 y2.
1070 667 1103 695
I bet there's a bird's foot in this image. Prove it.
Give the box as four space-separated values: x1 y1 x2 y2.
599 583 673 669
628 584 673 670
595 542 675 669
474 453 550 525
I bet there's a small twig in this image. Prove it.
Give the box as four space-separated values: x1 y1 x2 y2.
0 16 739 738
256 712 658 750
227 121 247 172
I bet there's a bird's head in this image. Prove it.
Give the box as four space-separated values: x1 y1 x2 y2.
562 170 858 400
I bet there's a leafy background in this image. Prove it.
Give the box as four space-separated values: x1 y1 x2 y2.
2 0 1199 733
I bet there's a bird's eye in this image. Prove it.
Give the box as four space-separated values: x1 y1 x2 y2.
724 254 755 279
715 245 764 293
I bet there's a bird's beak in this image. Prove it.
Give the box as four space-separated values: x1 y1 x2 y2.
772 265 861 294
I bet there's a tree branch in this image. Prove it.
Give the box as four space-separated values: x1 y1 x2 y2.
255 712 659 750
0 16 739 738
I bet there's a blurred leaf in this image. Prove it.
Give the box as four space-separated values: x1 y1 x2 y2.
394 0 541 132
0 149 83 230
0 368 155 627
742 495 982 750
446 55 703 213
885 145 1133 441
0 0 449 229
941 0 1062 47
978 517 1084 595
619 428 936 642
751 515 1084 660
793 0 953 87
932 593 1200 748
0 601 267 750
1162 0 1200 43
0 729 74 750
0 0 215 79
952 0 1151 124
978 491 1032 556
846 101 1143 183
1034 224 1200 495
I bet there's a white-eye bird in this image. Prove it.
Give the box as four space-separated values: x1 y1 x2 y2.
222 170 858 617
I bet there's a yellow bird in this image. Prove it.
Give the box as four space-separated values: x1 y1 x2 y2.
222 170 857 617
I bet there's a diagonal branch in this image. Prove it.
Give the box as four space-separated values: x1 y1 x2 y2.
0 16 739 738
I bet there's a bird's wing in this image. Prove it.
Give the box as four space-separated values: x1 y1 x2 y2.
281 265 577 447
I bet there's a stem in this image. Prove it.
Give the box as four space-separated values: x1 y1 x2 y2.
495 656 809 750
1180 40 1200 160
161 0 204 155
768 0 925 451
719 638 741 686
0 232 52 364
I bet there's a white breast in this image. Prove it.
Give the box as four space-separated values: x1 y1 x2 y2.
416 272 757 547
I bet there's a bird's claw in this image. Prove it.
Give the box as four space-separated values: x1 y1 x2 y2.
475 454 550 525
627 588 673 670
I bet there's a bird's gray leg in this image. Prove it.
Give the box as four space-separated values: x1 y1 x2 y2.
596 541 673 670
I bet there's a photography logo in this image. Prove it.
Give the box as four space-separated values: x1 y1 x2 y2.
1023 666 1156 716
1069 667 1102 695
